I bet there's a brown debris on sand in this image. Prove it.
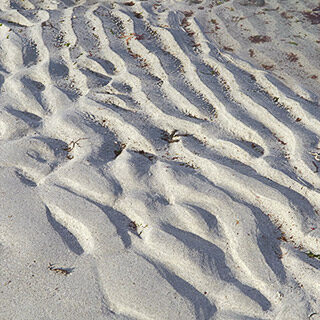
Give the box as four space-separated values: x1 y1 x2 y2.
249 35 271 43
303 10 320 25
287 52 299 62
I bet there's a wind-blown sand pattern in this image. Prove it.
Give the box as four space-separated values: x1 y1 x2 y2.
1 0 320 319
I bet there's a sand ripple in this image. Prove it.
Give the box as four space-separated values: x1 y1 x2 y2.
1 1 320 319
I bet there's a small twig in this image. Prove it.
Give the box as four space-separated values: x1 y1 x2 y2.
161 129 185 143
129 221 148 236
309 312 318 319
48 263 73 276
312 161 319 173
63 138 88 152
309 151 320 161
135 150 155 161
305 251 320 260
119 32 144 45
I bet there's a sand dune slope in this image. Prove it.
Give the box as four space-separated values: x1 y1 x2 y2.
1 1 320 319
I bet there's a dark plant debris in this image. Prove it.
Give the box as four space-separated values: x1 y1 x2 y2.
249 35 271 43
134 150 155 161
114 143 126 158
223 46 234 51
312 161 319 173
305 251 320 260
129 221 148 236
48 263 73 275
161 130 189 143
287 52 298 62
134 12 143 19
303 7 320 24
262 64 274 70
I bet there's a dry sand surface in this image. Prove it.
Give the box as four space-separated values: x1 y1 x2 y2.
1 0 320 319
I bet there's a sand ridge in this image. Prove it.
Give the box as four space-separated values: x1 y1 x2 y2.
1 0 320 319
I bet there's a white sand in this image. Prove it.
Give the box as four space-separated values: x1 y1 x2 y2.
1 0 320 319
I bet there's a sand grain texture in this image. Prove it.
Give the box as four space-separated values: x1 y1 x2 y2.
1 0 320 319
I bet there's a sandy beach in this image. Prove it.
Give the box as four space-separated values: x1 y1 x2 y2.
1 0 320 319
